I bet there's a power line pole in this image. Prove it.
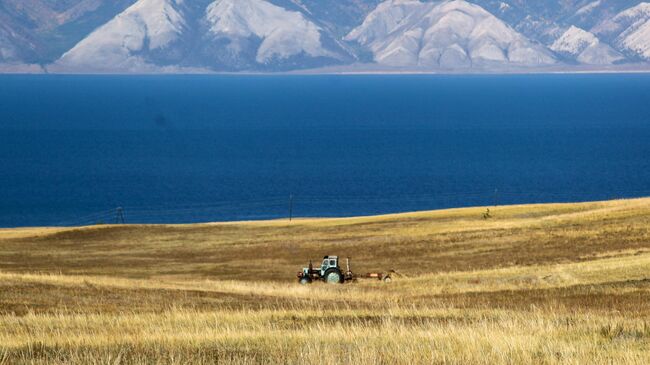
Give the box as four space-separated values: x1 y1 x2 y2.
115 207 125 224
493 188 499 207
288 194 294 222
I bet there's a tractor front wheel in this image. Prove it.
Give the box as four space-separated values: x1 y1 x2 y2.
324 269 344 284
299 277 312 285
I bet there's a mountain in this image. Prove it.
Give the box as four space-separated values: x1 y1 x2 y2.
0 24 24 63
470 0 642 43
269 0 382 36
1 0 650 72
345 0 556 69
56 0 191 72
550 26 623 64
593 3 650 60
202 0 348 70
0 0 136 63
54 0 348 72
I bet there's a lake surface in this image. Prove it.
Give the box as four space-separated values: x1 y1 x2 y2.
1 74 649 227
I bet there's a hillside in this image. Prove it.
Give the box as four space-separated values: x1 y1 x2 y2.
345 0 556 68
3 0 650 72
1 197 650 363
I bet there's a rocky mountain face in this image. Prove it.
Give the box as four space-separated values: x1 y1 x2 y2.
1 0 650 72
593 3 650 60
459 0 650 64
550 26 623 64
345 0 555 69
471 1 639 37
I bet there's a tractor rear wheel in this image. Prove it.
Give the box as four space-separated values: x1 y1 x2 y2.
324 269 343 284
299 277 312 285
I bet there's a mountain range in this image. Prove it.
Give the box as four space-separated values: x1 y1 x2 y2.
1 0 650 73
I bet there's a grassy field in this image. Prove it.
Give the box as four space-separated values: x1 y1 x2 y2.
1 198 650 364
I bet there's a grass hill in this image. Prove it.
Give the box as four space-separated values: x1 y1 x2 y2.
1 198 650 364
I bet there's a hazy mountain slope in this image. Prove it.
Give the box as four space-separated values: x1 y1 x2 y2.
0 5 41 63
474 0 644 64
471 0 642 45
593 3 650 60
563 0 642 30
550 26 623 64
346 0 556 69
0 0 105 31
269 0 382 35
0 20 30 62
0 0 136 63
266 0 382 61
469 0 563 45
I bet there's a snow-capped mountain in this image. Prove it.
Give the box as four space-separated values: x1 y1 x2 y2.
206 0 330 63
593 3 650 60
2 0 650 72
56 0 347 72
550 26 623 65
58 0 188 71
470 0 642 48
346 0 555 68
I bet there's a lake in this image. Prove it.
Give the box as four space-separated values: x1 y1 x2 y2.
0 74 649 227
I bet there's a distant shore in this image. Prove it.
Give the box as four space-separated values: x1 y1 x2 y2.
2 62 650 76
1 196 647 231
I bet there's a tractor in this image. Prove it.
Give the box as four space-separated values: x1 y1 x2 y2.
297 255 392 284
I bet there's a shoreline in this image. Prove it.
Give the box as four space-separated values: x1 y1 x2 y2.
2 196 647 231
2 63 650 76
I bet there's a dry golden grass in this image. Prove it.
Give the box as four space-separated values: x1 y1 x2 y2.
1 198 650 364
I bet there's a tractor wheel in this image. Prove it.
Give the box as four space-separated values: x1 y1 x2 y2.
383 276 392 283
324 269 343 284
299 277 312 285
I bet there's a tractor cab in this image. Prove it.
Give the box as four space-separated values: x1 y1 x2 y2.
320 256 339 276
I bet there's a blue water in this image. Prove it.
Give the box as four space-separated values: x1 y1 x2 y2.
1 74 649 227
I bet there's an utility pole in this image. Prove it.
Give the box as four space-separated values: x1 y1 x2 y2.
115 207 125 224
288 194 294 222
493 188 499 207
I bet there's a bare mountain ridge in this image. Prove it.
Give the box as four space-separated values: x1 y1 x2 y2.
1 0 650 72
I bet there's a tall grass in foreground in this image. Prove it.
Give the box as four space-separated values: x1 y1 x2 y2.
2 307 649 364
